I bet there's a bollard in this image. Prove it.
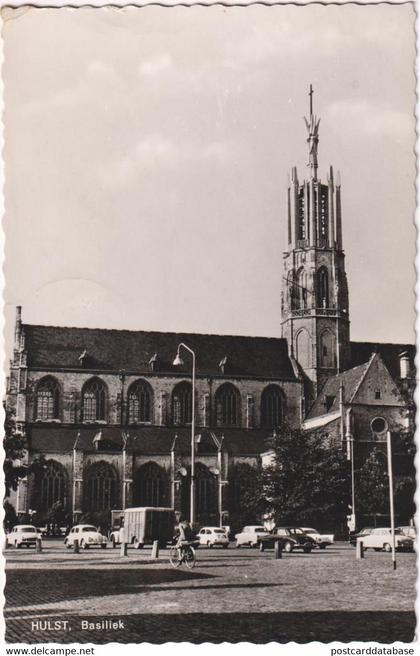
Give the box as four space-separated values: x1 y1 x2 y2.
36 538 42 553
274 541 282 559
356 540 364 559
120 542 128 557
151 540 159 559
73 538 80 554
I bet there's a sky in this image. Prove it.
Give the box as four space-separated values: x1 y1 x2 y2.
3 4 416 358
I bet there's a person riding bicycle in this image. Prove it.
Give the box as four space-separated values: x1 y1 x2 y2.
176 520 194 549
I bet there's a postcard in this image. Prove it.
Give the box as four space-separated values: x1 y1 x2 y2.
2 3 417 648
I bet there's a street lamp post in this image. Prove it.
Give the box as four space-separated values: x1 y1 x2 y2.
386 430 397 571
173 343 196 526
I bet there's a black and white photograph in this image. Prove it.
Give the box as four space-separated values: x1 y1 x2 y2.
2 2 417 648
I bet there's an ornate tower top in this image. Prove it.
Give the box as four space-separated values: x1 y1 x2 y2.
303 84 321 180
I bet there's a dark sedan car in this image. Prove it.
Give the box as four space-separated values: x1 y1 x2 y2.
349 527 374 547
258 527 316 553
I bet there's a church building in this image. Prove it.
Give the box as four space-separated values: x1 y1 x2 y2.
6 90 415 532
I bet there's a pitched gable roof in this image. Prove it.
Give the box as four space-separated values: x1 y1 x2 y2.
307 360 370 419
308 352 408 420
22 324 298 380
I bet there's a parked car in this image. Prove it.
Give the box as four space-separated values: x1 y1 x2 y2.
357 528 414 552
109 510 125 547
197 527 229 548
259 527 316 553
38 525 67 537
397 526 417 540
64 525 107 549
349 526 374 547
299 527 334 549
6 525 42 548
110 526 124 548
235 526 271 548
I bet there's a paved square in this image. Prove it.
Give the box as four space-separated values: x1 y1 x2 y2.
4 540 416 643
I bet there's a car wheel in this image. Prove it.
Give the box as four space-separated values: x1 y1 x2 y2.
209 543 213 549
16 543 21 549
283 541 293 553
81 540 89 550
236 542 241 548
111 537 116 548
101 544 107 549
223 544 229 549
252 542 259 549
319 544 326 550
383 543 392 553
303 546 312 554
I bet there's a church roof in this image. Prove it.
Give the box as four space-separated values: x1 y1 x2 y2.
29 425 270 457
308 347 411 420
22 324 298 380
307 360 371 419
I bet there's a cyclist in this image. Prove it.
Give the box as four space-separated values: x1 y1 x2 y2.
176 520 194 547
170 520 197 568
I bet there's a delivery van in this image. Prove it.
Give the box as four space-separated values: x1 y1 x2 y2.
123 507 175 549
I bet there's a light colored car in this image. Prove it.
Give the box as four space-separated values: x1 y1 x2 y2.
235 526 270 548
6 525 42 548
198 527 229 548
64 524 107 549
110 527 124 547
300 527 334 549
357 528 414 552
397 526 417 540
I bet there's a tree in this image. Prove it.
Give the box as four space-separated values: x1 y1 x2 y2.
248 424 351 530
355 448 389 518
3 406 46 498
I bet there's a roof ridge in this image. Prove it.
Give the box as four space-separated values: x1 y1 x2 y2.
23 322 286 343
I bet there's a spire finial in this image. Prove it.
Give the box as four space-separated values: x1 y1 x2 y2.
303 84 321 180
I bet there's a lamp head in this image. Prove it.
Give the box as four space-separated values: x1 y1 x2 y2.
173 352 184 367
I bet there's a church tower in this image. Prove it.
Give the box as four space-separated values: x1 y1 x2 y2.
281 86 350 401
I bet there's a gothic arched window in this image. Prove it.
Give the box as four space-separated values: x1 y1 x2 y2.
35 376 60 421
135 462 168 507
296 329 311 369
261 385 284 429
38 460 66 512
215 383 240 427
228 463 258 514
195 463 217 516
297 268 307 309
172 382 192 426
127 379 153 424
82 378 107 422
85 461 117 512
298 188 305 240
320 329 336 369
317 267 329 308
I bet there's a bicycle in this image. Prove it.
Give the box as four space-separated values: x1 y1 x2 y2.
169 543 196 569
